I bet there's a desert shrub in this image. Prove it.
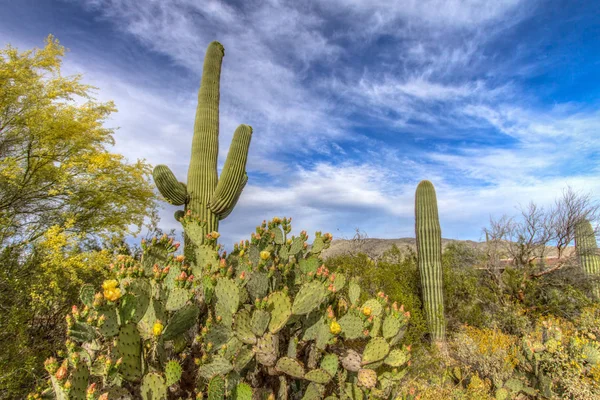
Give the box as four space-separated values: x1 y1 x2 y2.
451 326 519 389
442 243 496 331
517 315 600 398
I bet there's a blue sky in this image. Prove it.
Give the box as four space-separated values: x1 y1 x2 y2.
2 0 600 245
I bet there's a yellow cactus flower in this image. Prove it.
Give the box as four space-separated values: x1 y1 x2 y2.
102 280 119 290
210 231 220 239
362 307 372 316
330 320 342 335
153 321 164 336
260 251 271 260
104 288 121 302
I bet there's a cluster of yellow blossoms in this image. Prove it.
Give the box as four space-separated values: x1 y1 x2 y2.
102 280 121 302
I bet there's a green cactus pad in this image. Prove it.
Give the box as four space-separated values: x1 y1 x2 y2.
79 284 95 308
215 277 240 314
338 313 364 340
141 244 170 276
349 280 361 305
310 236 325 254
332 273 346 292
267 291 292 333
165 287 191 311
97 307 119 337
233 346 255 372
275 357 305 379
207 375 226 400
138 299 167 339
361 337 390 365
162 304 199 341
248 245 260 265
384 349 408 367
250 309 271 336
302 382 326 400
292 281 327 315
69 362 90 400
234 382 253 400
320 354 339 377
371 315 382 337
361 299 382 317
271 226 284 244
198 356 233 379
382 316 401 339
140 372 167 400
289 236 304 255
223 336 243 359
49 374 69 400
205 324 234 351
344 383 364 400
305 368 332 384
165 360 182 386
255 332 279 367
194 244 220 275
299 256 320 275
234 309 256 344
115 323 142 381
68 321 96 343
246 271 269 300
316 320 333 350
302 313 325 342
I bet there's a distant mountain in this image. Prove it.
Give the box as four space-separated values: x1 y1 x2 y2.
321 237 484 260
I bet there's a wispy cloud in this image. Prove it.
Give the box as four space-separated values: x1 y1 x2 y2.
3 0 598 246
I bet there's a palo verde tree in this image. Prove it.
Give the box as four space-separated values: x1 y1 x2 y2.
0 36 157 398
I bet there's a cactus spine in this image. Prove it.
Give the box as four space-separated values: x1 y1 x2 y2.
415 180 446 344
575 219 600 299
153 41 252 255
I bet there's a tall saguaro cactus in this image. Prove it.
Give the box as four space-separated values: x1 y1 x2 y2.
415 180 446 344
575 219 600 299
153 41 252 255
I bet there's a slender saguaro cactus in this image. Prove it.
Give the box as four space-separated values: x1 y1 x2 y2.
575 219 600 299
153 41 252 256
415 180 446 344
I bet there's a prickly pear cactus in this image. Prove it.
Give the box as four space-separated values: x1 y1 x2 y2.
33 217 412 399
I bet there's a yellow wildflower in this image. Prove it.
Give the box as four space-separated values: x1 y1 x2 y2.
102 280 119 290
102 280 121 302
153 321 164 336
330 320 342 335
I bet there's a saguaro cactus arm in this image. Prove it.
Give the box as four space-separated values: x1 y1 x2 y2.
209 124 253 217
153 165 187 206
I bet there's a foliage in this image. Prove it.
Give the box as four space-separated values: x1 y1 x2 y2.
442 243 494 331
0 37 157 399
326 245 428 345
31 217 415 399
0 35 156 246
